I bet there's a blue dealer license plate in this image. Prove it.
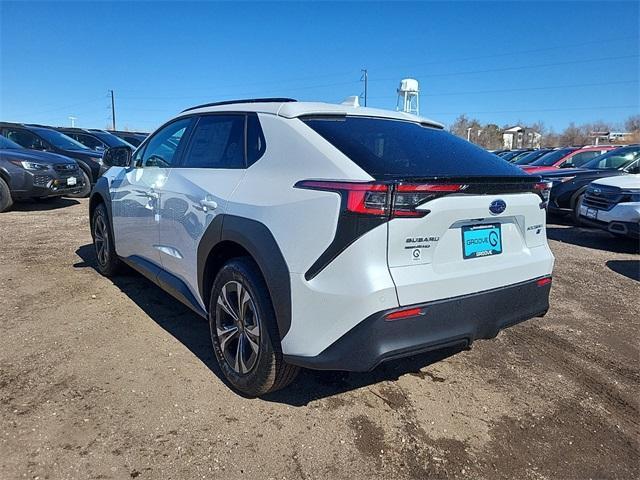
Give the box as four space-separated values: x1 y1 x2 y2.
462 224 502 259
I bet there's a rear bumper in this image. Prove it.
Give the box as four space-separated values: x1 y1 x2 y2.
284 276 551 372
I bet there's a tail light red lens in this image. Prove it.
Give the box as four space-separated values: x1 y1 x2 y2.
534 181 552 207
296 180 465 218
393 183 465 217
536 276 552 287
385 307 424 321
295 180 389 215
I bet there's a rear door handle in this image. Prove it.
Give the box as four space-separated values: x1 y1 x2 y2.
200 197 218 211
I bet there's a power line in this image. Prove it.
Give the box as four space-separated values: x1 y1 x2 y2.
430 105 638 116
370 54 640 82
367 79 639 100
115 36 638 98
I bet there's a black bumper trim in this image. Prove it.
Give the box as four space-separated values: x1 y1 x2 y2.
284 277 551 372
578 216 640 239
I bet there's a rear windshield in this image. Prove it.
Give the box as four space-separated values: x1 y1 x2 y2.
514 149 551 165
302 116 528 179
529 148 576 166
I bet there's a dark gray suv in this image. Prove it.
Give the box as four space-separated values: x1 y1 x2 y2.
0 136 84 212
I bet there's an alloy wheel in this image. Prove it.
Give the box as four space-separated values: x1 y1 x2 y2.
215 281 261 374
94 215 109 267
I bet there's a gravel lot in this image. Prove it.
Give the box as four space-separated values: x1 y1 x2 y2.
1 198 638 480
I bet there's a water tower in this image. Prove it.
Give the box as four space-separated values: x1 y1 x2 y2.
396 78 419 115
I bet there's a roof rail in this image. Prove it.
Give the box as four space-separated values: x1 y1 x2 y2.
181 98 297 113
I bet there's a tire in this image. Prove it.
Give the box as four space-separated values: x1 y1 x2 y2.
0 177 13 213
66 169 91 198
209 258 299 397
91 203 121 276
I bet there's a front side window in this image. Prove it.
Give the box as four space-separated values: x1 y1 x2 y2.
302 116 527 178
73 133 105 151
182 115 245 169
5 128 46 150
141 118 192 168
562 151 601 168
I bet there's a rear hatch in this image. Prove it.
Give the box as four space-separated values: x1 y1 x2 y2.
302 115 554 305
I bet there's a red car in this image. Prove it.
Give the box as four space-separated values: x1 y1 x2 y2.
521 146 617 174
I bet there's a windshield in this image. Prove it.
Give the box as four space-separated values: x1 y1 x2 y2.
302 116 528 179
581 147 640 170
33 128 90 151
0 135 24 149
514 149 552 165
529 148 577 166
90 130 133 148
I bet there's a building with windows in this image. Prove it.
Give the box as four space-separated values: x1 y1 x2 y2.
502 125 542 149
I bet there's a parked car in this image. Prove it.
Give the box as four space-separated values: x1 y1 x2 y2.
522 146 616 174
107 130 148 147
513 148 555 166
57 127 134 152
578 174 640 239
499 149 534 162
542 145 640 221
89 98 554 396
0 122 104 197
0 135 84 212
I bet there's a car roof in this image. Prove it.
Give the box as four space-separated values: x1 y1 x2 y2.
177 99 444 129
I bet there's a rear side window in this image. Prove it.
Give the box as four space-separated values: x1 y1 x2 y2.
182 115 245 169
302 116 526 179
246 113 266 167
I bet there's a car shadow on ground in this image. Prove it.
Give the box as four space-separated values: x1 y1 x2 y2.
547 217 639 255
10 197 80 211
606 260 640 282
75 243 466 405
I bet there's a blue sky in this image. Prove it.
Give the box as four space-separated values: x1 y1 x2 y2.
1 1 638 132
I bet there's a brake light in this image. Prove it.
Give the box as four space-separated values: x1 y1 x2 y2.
295 180 465 218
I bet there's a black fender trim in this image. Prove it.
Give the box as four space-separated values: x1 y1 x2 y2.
197 214 292 339
122 256 207 318
89 176 114 237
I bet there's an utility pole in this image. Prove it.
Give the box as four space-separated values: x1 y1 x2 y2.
360 69 368 107
109 90 116 130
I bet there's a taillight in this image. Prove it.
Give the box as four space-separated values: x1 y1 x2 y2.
534 181 552 208
393 183 465 217
295 180 465 218
295 180 390 215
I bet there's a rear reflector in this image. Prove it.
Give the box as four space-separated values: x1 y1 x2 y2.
385 307 423 321
536 277 552 287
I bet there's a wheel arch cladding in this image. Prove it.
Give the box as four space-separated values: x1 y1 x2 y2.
198 214 292 339
89 176 113 233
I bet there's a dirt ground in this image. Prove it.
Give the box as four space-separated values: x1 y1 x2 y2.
1 198 638 480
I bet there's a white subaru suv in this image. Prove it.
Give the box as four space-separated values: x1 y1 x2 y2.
579 174 640 239
90 98 554 396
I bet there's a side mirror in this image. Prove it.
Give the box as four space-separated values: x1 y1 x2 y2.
102 146 132 168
